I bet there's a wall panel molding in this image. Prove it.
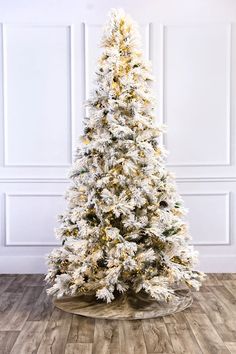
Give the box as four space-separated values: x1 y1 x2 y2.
1 24 74 167
162 23 232 167
1 176 236 183
182 191 231 245
4 193 62 246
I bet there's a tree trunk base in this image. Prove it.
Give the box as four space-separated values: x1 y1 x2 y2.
53 288 193 320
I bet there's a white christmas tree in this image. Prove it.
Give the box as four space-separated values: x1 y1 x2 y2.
46 9 205 303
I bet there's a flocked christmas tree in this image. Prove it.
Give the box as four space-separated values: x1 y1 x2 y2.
46 9 205 303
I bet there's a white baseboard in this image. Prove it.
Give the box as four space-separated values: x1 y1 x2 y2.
0 256 47 274
0 255 235 274
198 255 236 273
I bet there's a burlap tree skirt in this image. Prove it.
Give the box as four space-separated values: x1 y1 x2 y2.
54 288 192 320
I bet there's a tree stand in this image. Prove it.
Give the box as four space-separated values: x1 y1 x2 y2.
53 288 192 320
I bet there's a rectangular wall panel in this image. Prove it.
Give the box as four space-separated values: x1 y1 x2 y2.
2 25 72 166
163 24 231 166
182 192 230 245
5 193 65 246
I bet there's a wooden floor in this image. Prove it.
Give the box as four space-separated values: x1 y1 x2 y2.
0 274 236 354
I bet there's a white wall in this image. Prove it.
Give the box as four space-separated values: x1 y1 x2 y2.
0 0 236 273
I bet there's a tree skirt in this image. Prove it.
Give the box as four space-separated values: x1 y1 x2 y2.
53 289 192 320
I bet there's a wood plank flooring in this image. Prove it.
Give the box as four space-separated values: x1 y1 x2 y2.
0 274 235 354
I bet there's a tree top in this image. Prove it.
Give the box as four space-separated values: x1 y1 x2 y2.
101 8 141 52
